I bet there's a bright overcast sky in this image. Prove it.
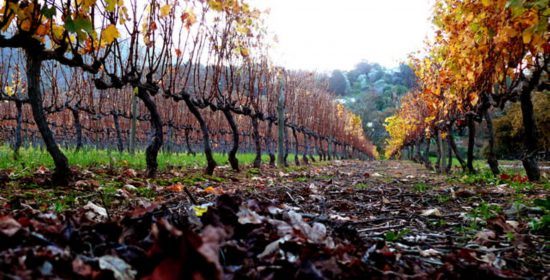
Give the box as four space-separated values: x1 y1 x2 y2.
251 0 434 72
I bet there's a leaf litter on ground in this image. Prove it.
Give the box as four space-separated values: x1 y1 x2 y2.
0 160 548 279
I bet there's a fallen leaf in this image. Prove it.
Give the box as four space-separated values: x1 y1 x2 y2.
98 255 137 280
0 216 21 236
83 202 108 223
487 215 515 234
122 169 138 177
123 184 138 192
420 248 441 257
474 229 496 245
204 186 223 195
237 206 263 224
191 203 213 217
75 180 100 189
258 236 291 259
421 208 442 217
36 165 49 175
72 257 96 278
197 226 226 279
166 183 184 192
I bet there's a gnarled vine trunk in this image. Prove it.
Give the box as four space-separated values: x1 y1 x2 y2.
183 97 216 175
483 109 500 176
466 115 476 173
184 128 195 156
266 120 276 166
302 132 309 165
435 129 443 172
129 95 138 154
251 116 262 168
424 136 432 169
291 127 300 166
447 123 466 172
137 89 163 178
283 127 290 166
26 54 70 184
519 90 541 181
71 108 83 152
13 100 23 158
113 113 124 153
415 138 422 163
309 136 316 162
222 109 239 172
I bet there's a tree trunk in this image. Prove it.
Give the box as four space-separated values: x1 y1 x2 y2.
446 137 452 173
424 136 432 170
113 113 124 153
70 108 83 152
327 139 332 160
466 115 476 173
317 137 324 160
277 78 286 168
164 124 172 153
283 127 290 166
129 94 138 154
415 138 422 163
26 54 70 184
309 136 316 162
448 123 466 172
519 91 541 181
184 128 195 156
13 100 23 158
251 116 262 168
267 120 276 166
484 109 500 176
183 97 216 175
222 109 239 172
291 127 300 166
137 89 163 178
435 129 443 172
302 132 309 165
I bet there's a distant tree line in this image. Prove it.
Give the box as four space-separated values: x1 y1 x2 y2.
327 61 417 150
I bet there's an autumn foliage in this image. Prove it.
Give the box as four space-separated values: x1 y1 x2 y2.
385 0 549 180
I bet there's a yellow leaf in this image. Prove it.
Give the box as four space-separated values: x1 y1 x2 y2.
469 93 479 106
240 47 250 57
522 29 532 44
4 85 14 96
192 205 209 217
105 0 118 12
208 0 224 11
51 24 64 40
481 0 491 7
160 4 171 17
79 0 97 10
101 24 119 44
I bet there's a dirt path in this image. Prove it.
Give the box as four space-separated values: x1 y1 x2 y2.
0 160 548 279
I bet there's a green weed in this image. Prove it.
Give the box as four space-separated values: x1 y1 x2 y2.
385 228 410 242
413 182 430 192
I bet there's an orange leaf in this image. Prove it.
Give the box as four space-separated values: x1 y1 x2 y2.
166 183 184 192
